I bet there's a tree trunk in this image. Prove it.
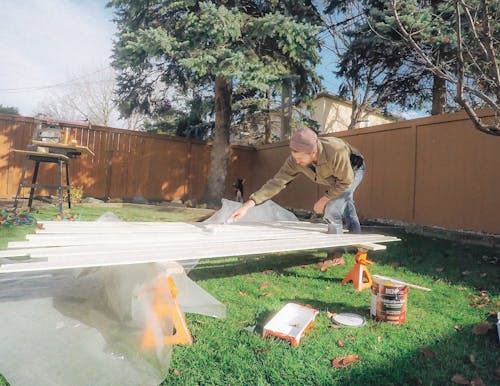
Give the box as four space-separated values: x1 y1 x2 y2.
280 78 292 140
264 89 271 144
202 76 232 206
431 75 446 115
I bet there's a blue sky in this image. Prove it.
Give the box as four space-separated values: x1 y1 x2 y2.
0 0 343 116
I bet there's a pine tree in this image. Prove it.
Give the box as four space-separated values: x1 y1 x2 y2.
109 0 322 204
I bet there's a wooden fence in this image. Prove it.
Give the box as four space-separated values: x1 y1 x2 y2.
1 111 498 234
248 110 500 235
0 114 254 202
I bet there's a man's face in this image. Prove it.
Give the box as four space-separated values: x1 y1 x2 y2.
291 151 316 167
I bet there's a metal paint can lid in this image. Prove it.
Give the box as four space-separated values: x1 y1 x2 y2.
331 313 366 327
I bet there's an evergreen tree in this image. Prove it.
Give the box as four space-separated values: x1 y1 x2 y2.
326 0 499 134
109 0 322 204
0 105 19 115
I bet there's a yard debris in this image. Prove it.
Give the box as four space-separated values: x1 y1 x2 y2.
419 347 434 357
408 376 423 384
331 354 360 368
239 291 247 296
377 336 382 344
467 354 476 366
337 338 345 347
317 256 345 271
0 209 36 227
326 311 336 319
172 369 180 376
260 283 268 290
470 377 485 386
450 374 470 384
472 321 491 335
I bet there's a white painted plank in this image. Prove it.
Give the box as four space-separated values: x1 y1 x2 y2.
0 236 399 273
354 243 387 251
0 221 400 273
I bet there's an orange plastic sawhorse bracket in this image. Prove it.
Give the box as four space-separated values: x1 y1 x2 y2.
341 249 374 291
141 276 193 350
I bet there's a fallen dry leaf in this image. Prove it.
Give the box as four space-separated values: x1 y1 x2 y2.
239 291 247 297
262 292 272 297
320 266 328 272
419 347 434 357
326 311 336 319
325 285 331 290
337 338 345 347
458 287 467 291
330 324 342 329
261 269 274 274
260 283 268 290
300 265 309 269
467 354 476 365
450 374 469 384
377 336 382 344
331 354 360 368
408 376 423 385
454 325 463 332
470 377 485 386
472 321 491 335
172 369 180 376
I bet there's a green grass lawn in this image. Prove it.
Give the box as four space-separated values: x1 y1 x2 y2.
1 205 499 385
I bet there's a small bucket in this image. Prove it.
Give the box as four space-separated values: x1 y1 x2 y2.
370 276 408 324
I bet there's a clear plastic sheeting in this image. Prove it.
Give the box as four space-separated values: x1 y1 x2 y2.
204 198 298 224
0 262 225 386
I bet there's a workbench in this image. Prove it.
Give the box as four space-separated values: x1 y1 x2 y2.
13 141 94 215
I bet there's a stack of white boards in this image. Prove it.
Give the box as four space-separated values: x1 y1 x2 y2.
0 220 400 273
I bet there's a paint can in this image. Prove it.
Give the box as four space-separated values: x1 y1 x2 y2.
370 275 408 324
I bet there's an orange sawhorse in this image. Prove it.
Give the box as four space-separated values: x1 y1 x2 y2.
341 249 374 291
141 275 193 350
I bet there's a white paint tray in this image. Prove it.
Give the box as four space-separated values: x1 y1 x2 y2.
262 303 319 346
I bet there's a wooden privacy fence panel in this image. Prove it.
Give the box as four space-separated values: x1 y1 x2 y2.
244 110 499 235
1 111 498 234
0 115 249 202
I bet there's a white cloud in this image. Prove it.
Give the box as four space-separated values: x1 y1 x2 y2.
0 0 116 115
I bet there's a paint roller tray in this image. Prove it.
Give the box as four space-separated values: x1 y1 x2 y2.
263 303 319 346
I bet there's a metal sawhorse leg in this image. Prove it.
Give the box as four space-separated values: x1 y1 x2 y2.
13 154 71 216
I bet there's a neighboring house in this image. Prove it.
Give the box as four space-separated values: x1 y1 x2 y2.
230 92 397 145
312 92 395 133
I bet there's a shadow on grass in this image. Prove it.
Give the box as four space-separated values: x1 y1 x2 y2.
189 250 331 281
191 227 499 296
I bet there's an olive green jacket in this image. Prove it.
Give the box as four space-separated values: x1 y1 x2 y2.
249 137 362 205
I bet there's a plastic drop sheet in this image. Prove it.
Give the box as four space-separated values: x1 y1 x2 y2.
0 262 225 386
204 198 298 224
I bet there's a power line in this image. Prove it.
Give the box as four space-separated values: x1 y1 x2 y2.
0 66 113 93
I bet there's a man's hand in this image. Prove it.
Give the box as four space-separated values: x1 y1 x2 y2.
313 196 330 214
227 200 256 222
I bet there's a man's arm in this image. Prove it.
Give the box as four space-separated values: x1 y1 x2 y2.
228 156 299 222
